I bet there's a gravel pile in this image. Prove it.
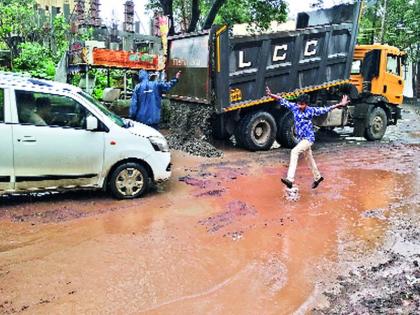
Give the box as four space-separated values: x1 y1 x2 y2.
314 254 420 314
167 101 223 158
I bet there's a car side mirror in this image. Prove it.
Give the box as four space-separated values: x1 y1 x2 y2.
86 115 99 131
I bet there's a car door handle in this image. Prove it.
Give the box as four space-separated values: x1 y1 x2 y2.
17 136 37 143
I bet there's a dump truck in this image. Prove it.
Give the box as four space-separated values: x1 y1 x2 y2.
165 1 405 150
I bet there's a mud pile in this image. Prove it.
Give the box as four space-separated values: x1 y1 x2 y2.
314 213 420 314
166 101 223 158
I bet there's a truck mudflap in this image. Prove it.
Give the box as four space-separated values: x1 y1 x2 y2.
352 103 375 137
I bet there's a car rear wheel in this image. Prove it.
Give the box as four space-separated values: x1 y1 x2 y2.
109 162 149 199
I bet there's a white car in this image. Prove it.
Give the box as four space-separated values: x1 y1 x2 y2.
0 72 171 199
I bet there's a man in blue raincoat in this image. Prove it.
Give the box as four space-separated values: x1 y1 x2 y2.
129 69 181 129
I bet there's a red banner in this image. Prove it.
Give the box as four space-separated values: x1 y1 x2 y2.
92 48 159 70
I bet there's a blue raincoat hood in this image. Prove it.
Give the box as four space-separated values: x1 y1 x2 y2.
138 70 149 82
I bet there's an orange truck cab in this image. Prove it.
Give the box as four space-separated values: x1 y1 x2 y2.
351 44 405 105
348 44 406 140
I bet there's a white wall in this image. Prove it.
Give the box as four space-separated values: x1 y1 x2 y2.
403 62 414 98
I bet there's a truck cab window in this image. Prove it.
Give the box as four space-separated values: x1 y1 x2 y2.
0 89 4 122
351 60 361 74
386 55 399 75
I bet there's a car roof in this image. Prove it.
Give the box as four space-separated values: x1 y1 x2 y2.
0 71 81 94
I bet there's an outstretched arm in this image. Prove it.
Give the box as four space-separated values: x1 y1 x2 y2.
333 95 350 109
265 86 296 110
158 71 182 92
312 95 351 116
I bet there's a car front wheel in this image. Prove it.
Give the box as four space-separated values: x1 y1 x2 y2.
109 162 149 199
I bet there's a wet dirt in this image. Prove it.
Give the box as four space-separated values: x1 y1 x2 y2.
0 104 419 314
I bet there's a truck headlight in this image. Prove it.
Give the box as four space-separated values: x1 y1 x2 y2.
149 136 169 152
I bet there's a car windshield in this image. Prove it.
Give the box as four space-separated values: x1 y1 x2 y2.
78 91 125 127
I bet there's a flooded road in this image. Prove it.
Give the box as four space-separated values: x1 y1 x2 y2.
1 105 419 314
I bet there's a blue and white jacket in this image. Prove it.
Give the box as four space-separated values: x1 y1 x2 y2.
277 98 333 143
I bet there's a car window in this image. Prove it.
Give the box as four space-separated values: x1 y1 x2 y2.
78 91 125 127
15 90 47 126
0 89 4 123
16 90 92 129
351 60 361 74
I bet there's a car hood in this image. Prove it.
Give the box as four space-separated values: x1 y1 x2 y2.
125 119 164 138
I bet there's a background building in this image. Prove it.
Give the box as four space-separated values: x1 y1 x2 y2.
35 0 75 16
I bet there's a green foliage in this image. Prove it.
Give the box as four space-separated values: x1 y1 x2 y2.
218 0 287 30
70 69 135 101
0 0 72 78
383 0 419 62
13 42 56 79
79 27 95 41
52 15 70 62
358 0 420 62
0 0 39 57
147 0 288 32
205 0 248 26
92 70 108 100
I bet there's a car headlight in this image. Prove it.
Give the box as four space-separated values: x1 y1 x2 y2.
149 136 169 152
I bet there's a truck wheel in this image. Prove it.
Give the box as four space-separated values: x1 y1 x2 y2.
364 107 387 141
277 112 299 148
238 111 277 151
108 162 149 199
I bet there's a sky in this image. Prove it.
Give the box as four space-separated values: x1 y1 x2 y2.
100 0 150 33
99 0 346 34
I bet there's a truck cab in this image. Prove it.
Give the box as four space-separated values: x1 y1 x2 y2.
348 45 405 140
351 44 405 105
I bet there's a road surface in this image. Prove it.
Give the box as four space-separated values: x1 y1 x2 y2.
1 105 419 314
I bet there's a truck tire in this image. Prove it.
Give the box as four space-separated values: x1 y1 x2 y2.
234 118 246 147
237 111 277 151
364 107 387 141
277 112 299 148
108 162 149 199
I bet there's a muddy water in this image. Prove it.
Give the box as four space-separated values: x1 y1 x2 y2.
0 142 419 314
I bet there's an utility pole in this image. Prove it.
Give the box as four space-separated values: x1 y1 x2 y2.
380 0 387 43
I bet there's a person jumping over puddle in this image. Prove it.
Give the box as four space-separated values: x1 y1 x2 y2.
266 87 350 189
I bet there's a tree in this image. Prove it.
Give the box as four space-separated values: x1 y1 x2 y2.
0 0 39 61
147 0 288 35
358 0 420 98
0 0 72 79
358 0 419 54
13 42 56 79
51 15 71 63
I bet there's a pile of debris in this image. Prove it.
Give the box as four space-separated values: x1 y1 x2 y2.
166 101 223 158
313 212 420 314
